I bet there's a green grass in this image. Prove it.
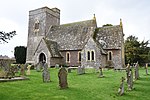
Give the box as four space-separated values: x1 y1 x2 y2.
0 68 150 100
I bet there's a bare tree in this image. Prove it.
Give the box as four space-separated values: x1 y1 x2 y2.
0 31 16 43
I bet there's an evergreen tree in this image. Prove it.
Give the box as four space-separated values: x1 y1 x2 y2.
14 46 27 64
125 35 150 65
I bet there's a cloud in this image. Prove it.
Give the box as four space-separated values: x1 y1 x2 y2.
0 0 150 57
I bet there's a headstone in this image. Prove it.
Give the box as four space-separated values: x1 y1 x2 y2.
118 77 125 96
20 64 25 76
58 67 68 89
134 62 139 80
68 66 72 73
42 63 50 82
36 62 42 72
126 64 130 84
26 64 31 75
98 67 104 78
128 69 133 90
77 66 85 75
145 63 149 75
55 64 59 69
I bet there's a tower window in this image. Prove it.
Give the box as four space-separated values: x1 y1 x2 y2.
34 19 40 32
34 22 39 30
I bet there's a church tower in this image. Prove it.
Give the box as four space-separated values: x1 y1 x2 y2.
26 7 60 64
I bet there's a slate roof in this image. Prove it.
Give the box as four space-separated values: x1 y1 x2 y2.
44 39 62 58
46 19 97 50
94 25 123 49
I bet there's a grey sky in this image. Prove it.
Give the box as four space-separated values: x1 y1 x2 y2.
0 0 150 57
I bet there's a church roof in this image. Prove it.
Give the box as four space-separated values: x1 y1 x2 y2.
44 39 62 58
46 19 97 50
94 25 123 49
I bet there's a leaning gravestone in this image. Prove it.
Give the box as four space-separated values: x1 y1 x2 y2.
58 67 68 89
42 63 50 83
118 77 125 96
98 67 104 78
145 63 149 75
134 62 139 80
126 64 130 84
128 69 133 90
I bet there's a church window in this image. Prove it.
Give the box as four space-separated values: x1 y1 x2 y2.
34 19 40 32
35 22 39 30
78 51 81 62
66 52 70 63
87 51 90 61
91 51 95 61
108 51 112 61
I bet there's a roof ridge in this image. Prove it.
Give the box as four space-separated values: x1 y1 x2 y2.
60 19 94 26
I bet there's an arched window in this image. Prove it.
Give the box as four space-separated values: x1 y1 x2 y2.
34 19 39 32
91 51 95 61
78 51 81 62
34 22 39 30
66 52 70 63
87 51 90 61
108 51 112 61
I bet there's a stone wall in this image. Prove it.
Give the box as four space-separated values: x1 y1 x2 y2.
34 39 51 67
0 59 16 70
60 50 81 67
26 7 60 64
81 37 106 69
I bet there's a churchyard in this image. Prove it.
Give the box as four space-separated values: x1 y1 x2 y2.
0 66 150 100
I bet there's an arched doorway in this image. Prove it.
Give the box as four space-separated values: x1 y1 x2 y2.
39 53 46 63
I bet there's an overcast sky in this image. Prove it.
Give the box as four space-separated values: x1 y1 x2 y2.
0 0 150 57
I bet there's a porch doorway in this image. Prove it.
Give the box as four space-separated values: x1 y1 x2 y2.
39 53 46 63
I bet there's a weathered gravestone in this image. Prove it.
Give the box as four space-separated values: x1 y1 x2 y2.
42 63 50 82
118 77 125 96
77 66 85 75
36 62 43 72
58 67 68 89
20 64 25 76
128 69 133 90
126 64 130 84
26 64 31 75
98 67 104 78
55 64 59 69
145 63 149 75
134 62 139 80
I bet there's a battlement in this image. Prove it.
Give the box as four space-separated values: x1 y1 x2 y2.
29 6 60 18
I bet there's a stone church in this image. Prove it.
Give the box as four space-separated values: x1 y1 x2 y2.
26 6 125 69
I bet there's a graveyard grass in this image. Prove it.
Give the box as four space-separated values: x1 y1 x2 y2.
0 68 150 100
